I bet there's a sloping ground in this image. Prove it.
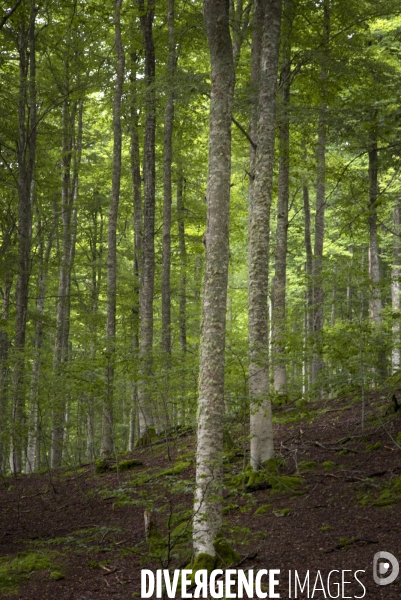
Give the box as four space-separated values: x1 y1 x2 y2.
1 391 401 600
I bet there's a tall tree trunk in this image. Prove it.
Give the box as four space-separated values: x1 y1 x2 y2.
51 97 82 468
10 1 36 473
137 0 156 440
177 169 187 424
272 0 293 397
101 0 125 457
392 199 401 373
248 0 282 470
129 52 142 450
161 0 176 357
193 0 235 559
26 208 55 473
368 127 382 326
0 280 12 474
303 182 313 391
160 0 176 430
311 0 330 387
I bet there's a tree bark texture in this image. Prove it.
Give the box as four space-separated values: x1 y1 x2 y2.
248 0 281 470
101 0 125 457
137 0 156 438
193 0 235 558
51 98 82 468
10 1 36 473
272 0 293 396
311 0 330 386
368 128 382 326
392 200 401 373
161 0 176 357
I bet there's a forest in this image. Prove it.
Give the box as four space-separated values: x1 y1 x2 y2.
1 0 401 597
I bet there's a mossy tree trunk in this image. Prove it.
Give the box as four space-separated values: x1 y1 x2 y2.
248 0 281 470
137 0 157 439
193 0 235 558
101 0 125 457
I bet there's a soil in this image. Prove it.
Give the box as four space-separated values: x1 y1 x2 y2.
1 392 401 600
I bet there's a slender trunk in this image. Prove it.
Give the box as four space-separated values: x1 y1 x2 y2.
272 0 293 396
303 182 313 391
137 0 156 440
101 0 125 457
193 0 235 558
161 0 175 357
26 209 55 473
0 280 12 474
392 200 401 373
177 169 187 424
368 127 382 325
248 0 282 470
347 246 353 320
10 2 36 473
130 52 142 450
51 98 81 467
311 0 330 386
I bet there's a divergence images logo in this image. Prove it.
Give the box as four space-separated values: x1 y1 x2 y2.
373 552 399 586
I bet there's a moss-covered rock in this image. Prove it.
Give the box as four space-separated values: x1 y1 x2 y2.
110 458 144 472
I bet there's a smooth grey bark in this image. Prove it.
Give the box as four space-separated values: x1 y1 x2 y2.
248 0 282 470
392 200 401 373
137 0 156 439
272 0 293 396
26 208 55 473
368 128 382 326
303 182 313 391
177 170 187 425
51 99 82 468
10 1 37 473
193 0 235 558
129 52 142 450
161 0 176 358
311 0 330 386
101 0 125 457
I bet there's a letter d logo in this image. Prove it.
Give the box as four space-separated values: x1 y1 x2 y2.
373 551 399 585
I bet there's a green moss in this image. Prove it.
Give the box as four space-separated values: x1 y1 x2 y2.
111 459 144 472
158 461 191 477
147 522 166 555
273 508 291 516
95 458 109 474
297 460 317 472
135 427 158 447
365 442 382 452
270 475 306 493
171 520 192 541
190 552 217 574
320 524 334 531
245 470 271 491
254 504 272 515
0 551 54 594
50 571 65 581
322 461 336 470
213 537 240 567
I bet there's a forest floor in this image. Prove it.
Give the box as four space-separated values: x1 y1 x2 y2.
1 389 401 600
